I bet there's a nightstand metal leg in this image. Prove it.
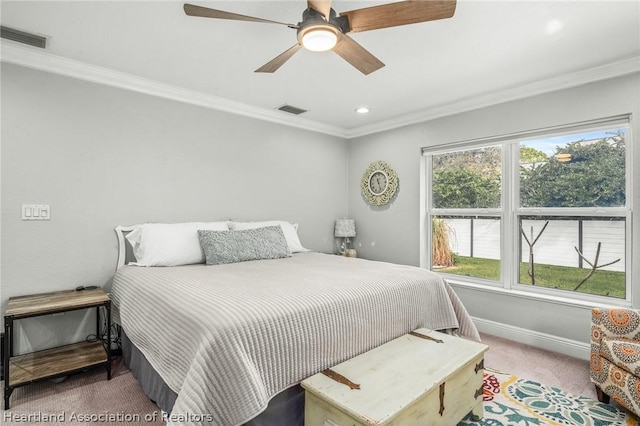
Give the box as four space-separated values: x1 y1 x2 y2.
105 301 112 380
96 305 100 340
4 388 12 410
4 317 12 410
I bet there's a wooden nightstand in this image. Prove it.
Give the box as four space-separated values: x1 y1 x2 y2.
3 288 112 409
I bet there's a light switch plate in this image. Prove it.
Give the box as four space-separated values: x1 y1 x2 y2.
22 204 50 220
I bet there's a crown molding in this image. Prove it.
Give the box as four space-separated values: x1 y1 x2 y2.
346 56 640 139
0 42 348 138
2 42 637 141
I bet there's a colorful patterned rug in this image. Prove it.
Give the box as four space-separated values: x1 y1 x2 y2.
458 370 639 426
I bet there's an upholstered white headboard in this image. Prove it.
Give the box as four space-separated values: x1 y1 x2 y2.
115 225 137 270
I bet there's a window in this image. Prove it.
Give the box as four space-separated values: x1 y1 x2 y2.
423 116 631 302
430 146 503 283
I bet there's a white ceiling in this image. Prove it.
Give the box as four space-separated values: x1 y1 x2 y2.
2 0 639 137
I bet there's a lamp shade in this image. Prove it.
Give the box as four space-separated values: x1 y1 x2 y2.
334 219 356 238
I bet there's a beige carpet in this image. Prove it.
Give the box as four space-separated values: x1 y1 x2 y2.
480 332 598 400
2 357 163 425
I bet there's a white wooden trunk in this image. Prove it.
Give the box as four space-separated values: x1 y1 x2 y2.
301 329 488 426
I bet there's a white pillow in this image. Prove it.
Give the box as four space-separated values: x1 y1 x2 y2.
125 222 229 266
229 220 310 253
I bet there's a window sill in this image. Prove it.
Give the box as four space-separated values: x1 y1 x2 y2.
444 277 632 310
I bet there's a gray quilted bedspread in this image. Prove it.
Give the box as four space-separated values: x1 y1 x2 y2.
111 252 479 426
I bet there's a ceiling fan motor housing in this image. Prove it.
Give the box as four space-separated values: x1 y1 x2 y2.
296 7 350 45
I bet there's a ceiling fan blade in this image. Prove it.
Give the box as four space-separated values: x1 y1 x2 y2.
340 0 456 33
332 34 384 75
255 44 303 73
307 0 332 20
184 4 296 27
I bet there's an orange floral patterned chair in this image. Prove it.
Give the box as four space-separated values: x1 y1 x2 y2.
591 307 640 416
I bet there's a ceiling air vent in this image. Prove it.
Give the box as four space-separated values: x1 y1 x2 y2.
1 26 47 49
277 104 307 115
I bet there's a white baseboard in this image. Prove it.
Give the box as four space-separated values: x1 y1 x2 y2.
473 316 590 361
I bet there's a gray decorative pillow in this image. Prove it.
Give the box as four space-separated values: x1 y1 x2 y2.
198 226 292 265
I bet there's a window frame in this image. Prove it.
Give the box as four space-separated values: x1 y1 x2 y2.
421 115 633 306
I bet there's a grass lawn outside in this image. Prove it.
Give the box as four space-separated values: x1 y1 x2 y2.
438 255 625 299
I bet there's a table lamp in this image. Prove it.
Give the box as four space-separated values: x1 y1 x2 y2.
334 219 356 255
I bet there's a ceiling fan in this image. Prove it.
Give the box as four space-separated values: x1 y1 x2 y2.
183 0 457 75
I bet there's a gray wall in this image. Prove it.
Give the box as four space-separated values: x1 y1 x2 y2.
1 63 348 352
348 73 640 356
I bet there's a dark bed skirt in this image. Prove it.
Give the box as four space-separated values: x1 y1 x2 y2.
121 330 305 426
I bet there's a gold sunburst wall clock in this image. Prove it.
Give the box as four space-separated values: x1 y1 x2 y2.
361 161 399 206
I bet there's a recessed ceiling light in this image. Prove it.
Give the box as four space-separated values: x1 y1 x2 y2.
355 107 370 114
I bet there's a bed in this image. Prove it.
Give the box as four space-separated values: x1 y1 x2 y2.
110 221 480 426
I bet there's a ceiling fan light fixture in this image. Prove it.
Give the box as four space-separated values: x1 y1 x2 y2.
301 27 338 52
184 0 458 74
